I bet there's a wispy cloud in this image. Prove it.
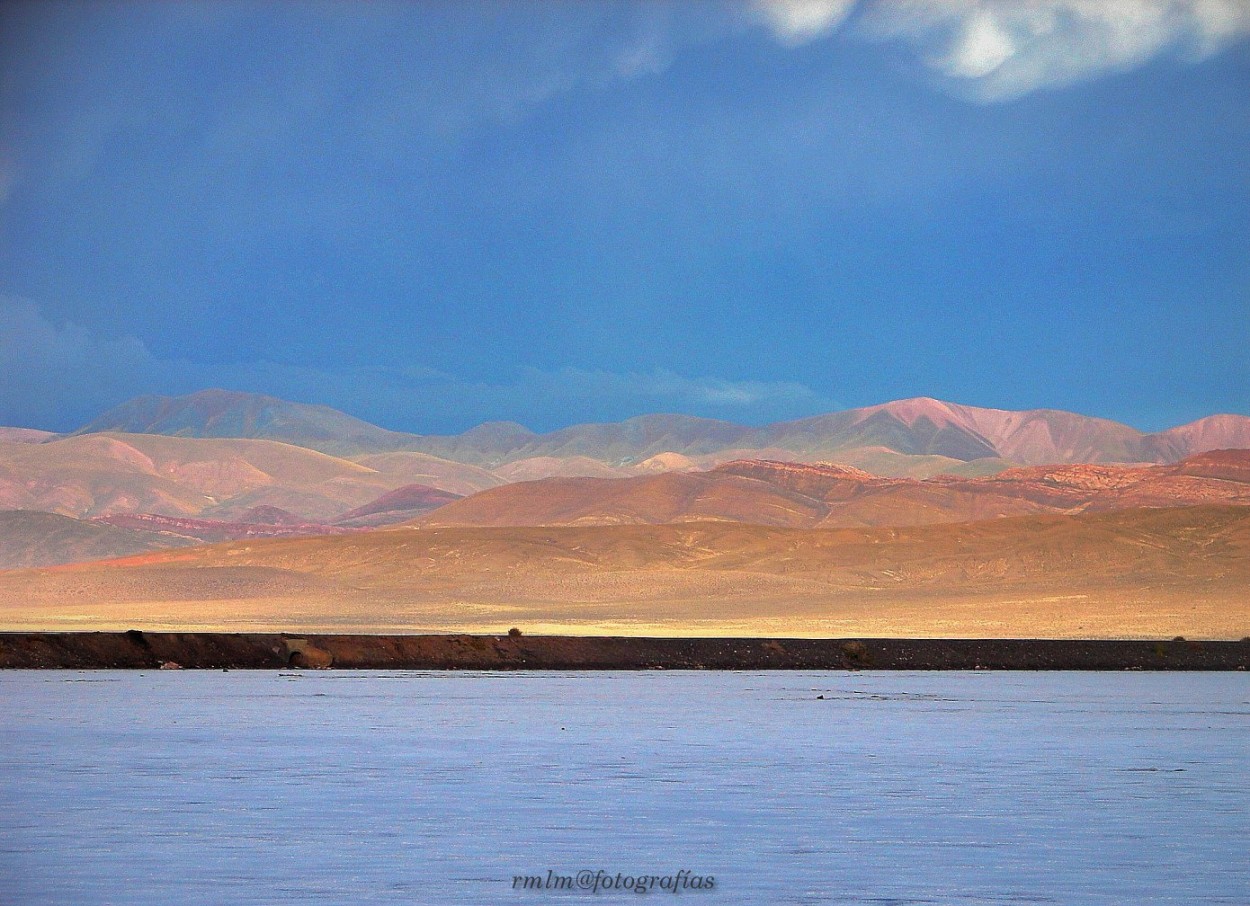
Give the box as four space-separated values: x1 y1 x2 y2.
0 298 830 432
513 367 825 411
4 0 1245 228
753 0 1250 99
0 298 160 429
752 0 859 45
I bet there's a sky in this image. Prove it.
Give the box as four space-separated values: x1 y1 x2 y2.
1 0 1248 434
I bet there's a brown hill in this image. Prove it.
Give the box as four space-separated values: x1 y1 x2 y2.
633 452 701 473
762 398 1145 464
237 505 307 526
347 452 502 497
878 398 1144 464
423 451 1250 529
2 508 369 570
713 459 879 499
73 389 1250 468
334 484 463 528
2 506 1246 638
93 512 357 544
422 470 830 528
71 388 411 455
0 433 497 522
1144 415 1250 462
0 510 187 569
492 456 631 482
0 428 55 444
1174 448 1250 483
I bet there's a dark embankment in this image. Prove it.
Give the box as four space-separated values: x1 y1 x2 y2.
2 632 1248 670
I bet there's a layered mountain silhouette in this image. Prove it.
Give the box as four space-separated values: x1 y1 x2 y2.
69 389 1250 472
0 432 495 521
5 389 1250 576
422 451 1250 529
72 388 409 455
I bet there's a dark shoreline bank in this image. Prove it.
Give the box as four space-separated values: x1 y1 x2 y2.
1 632 1248 670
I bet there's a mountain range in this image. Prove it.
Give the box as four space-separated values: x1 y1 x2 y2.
0 432 492 521
4 389 1250 581
69 389 1250 473
421 451 1250 529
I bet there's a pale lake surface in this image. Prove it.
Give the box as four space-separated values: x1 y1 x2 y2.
1 671 1247 905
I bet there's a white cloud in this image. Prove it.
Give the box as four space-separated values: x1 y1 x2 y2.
751 1 1250 98
944 7 1018 77
753 0 860 44
856 0 1250 101
521 367 824 410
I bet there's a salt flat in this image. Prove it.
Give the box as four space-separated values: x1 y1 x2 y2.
2 670 1247 905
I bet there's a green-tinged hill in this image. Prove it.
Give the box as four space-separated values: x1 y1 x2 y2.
71 389 410 455
0 510 185 569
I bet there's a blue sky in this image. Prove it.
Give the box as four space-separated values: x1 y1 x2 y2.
1 0 1247 433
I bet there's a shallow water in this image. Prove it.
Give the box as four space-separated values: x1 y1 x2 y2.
1 670 1246 905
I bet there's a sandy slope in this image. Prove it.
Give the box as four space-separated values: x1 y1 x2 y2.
0 432 499 521
420 451 1250 529
1 505 1246 638
0 510 182 569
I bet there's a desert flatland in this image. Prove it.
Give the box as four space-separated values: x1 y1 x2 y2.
2 392 1248 637
2 505 1246 638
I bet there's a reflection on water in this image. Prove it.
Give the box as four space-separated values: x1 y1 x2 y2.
1 671 1247 904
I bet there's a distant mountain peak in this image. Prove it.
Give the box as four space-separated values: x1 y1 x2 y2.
66 389 1250 469
864 396 973 424
459 421 536 441
73 388 401 454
